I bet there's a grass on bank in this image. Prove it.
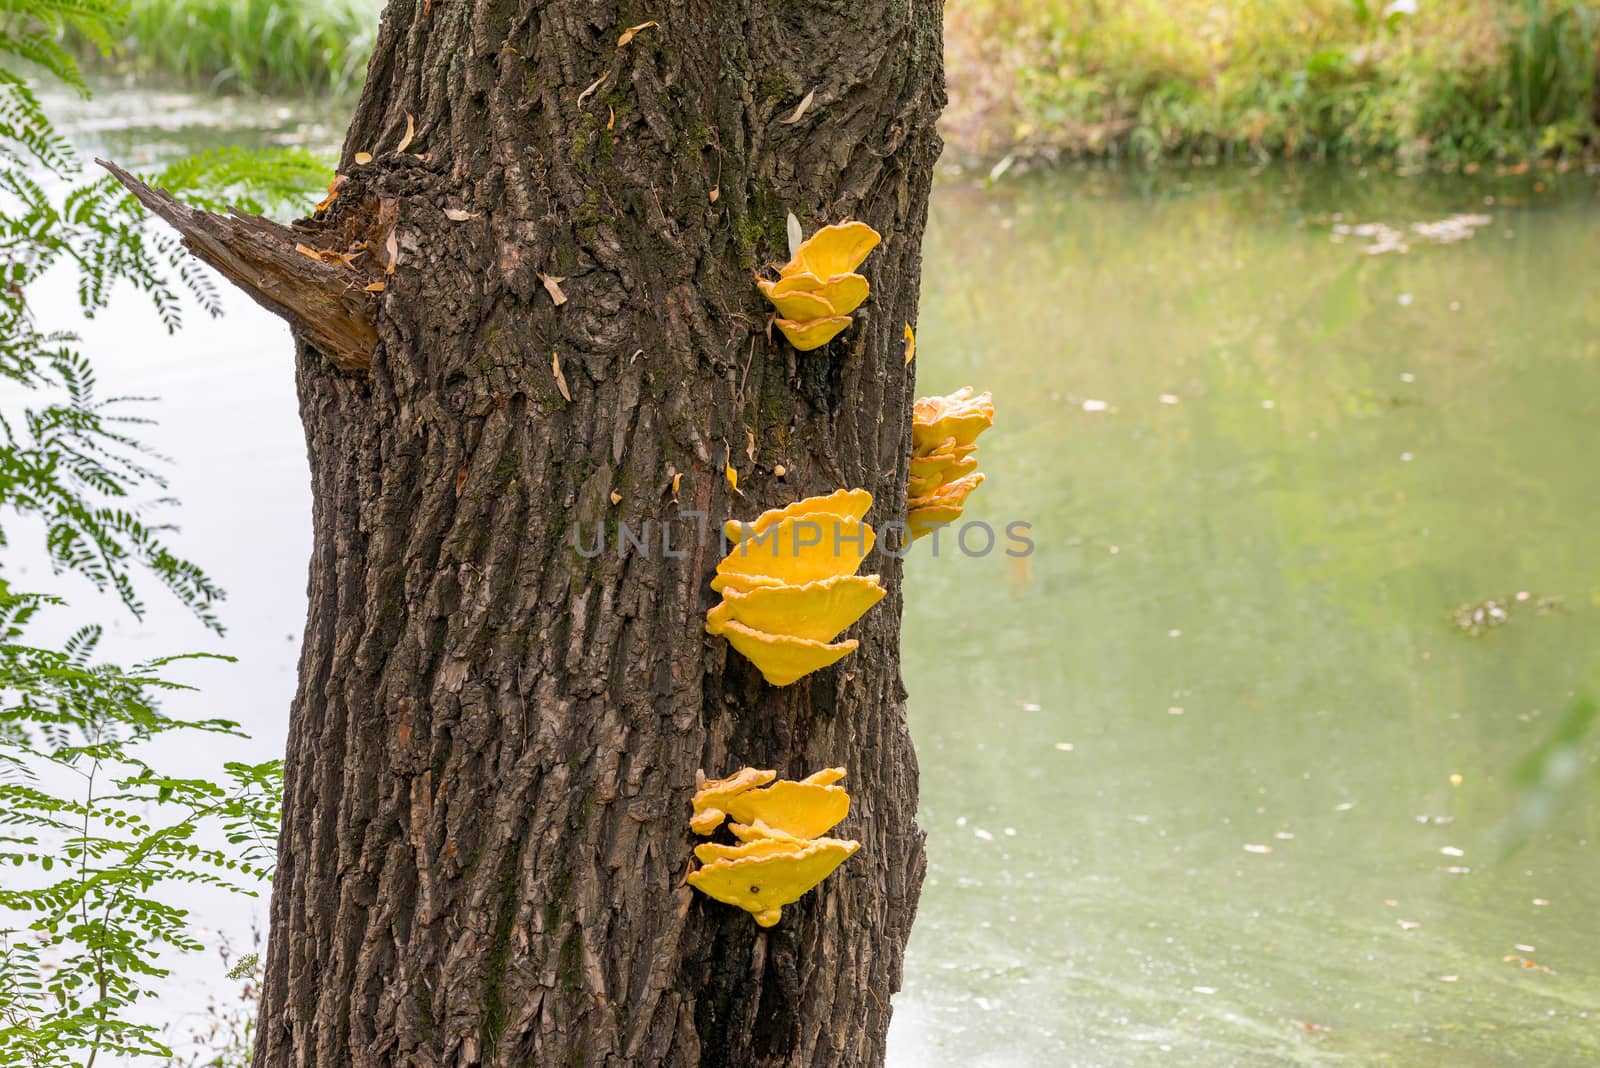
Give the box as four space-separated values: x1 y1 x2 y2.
90 0 381 95
947 0 1600 164
61 0 1600 164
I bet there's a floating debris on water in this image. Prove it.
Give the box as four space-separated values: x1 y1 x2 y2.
1333 213 1494 255
1453 596 1512 636
1243 843 1274 854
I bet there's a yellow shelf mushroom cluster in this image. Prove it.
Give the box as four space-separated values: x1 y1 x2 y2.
688 766 860 928
909 387 995 540
757 221 881 351
709 489 886 686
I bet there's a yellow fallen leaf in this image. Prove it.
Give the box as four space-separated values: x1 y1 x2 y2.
312 174 346 213
726 463 740 494
671 471 683 501
364 281 386 292
538 273 568 306
607 105 615 131
552 350 571 401
396 113 416 154
576 73 607 109
354 151 373 165
610 491 622 505
904 323 916 365
294 243 324 262
781 88 815 125
709 187 720 203
617 20 658 47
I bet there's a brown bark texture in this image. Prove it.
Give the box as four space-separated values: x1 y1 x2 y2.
158 2 944 1064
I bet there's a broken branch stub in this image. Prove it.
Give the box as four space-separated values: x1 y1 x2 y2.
98 159 377 373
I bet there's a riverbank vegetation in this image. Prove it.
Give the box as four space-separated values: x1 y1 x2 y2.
948 0 1600 165
88 0 379 95
56 0 1600 165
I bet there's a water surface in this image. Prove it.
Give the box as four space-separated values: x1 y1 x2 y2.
891 165 1600 1066
36 98 1600 1064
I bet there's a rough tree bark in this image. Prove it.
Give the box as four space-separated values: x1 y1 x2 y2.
114 2 944 1064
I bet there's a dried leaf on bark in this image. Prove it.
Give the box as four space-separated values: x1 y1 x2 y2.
384 230 399 275
786 212 803 260
538 273 568 306
781 88 816 125
610 491 622 505
607 106 616 131
444 207 481 221
577 73 607 109
354 151 373 165
617 20 658 46
396 113 416 153
313 175 347 213
364 281 386 292
904 323 916 365
746 431 756 462
552 350 572 401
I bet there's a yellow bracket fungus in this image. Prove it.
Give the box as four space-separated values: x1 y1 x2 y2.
687 839 860 928
710 491 885 685
706 574 886 644
724 487 873 544
718 621 857 688
908 387 995 541
691 766 778 835
687 766 860 928
757 221 881 351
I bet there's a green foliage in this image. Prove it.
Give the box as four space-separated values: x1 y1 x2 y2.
0 594 282 1067
949 0 1600 164
0 0 317 1062
93 0 381 96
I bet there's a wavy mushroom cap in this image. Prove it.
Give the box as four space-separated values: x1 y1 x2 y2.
687 837 861 927
722 775 851 840
724 488 874 545
689 766 778 835
775 315 854 351
717 620 858 687
787 220 881 280
706 574 885 645
714 516 876 587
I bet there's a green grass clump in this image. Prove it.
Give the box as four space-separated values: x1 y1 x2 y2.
103 0 382 95
947 0 1600 165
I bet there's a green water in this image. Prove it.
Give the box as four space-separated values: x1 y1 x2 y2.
891 167 1600 1065
45 91 1600 1063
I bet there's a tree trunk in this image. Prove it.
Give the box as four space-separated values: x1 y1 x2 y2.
134 2 944 1064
